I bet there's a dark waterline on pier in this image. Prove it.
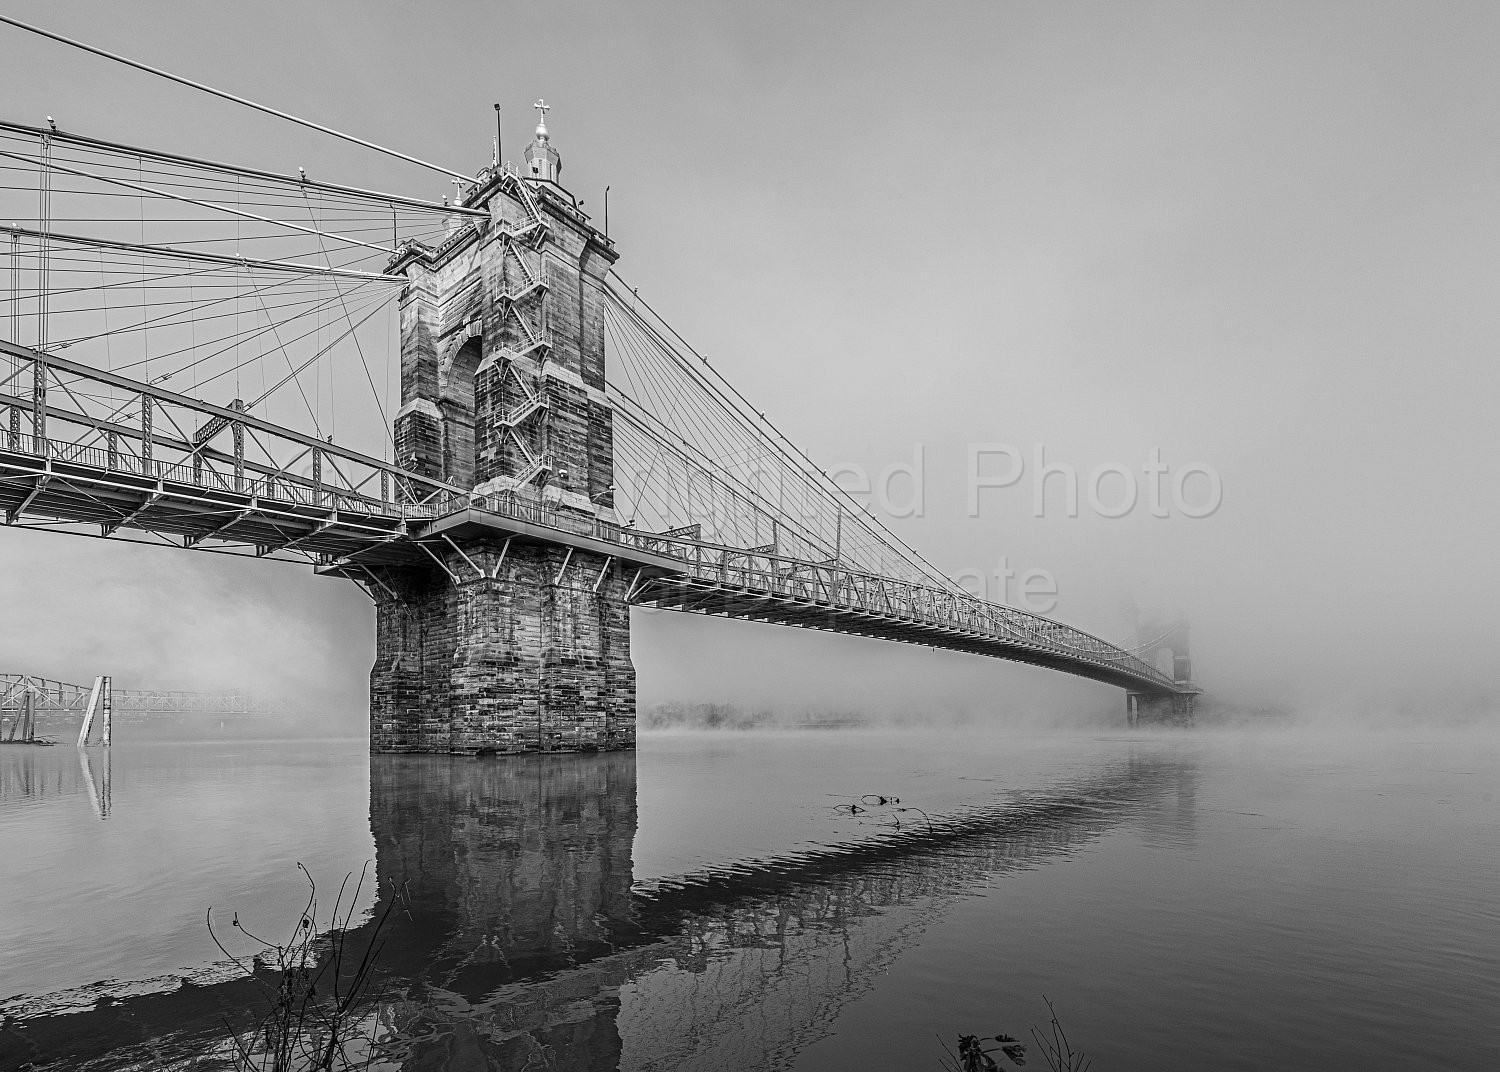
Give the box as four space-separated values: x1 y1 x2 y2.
2 728 1498 1070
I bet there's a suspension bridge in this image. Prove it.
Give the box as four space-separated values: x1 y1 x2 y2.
0 28 1196 752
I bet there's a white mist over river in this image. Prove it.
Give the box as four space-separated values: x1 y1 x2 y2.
2 724 1497 1071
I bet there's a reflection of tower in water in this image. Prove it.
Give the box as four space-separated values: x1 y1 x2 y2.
369 752 638 1069
1133 748 1198 850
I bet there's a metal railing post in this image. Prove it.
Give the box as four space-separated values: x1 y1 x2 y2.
100 675 112 747
30 356 45 445
139 394 152 474
232 402 245 492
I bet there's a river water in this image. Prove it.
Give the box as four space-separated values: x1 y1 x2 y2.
1 727 1496 1070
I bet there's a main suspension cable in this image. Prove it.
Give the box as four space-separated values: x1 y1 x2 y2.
0 15 472 181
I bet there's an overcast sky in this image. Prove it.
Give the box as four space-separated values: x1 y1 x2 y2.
2 1 1497 726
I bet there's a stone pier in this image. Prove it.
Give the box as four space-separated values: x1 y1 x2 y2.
1126 690 1197 726
369 539 635 753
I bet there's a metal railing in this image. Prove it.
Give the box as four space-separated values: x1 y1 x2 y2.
4 429 439 516
498 394 547 428
496 263 549 302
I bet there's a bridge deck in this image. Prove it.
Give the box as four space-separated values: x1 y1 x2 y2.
1 436 1189 696
1 439 1189 697
634 575 1179 693
0 438 412 563
0 339 1187 698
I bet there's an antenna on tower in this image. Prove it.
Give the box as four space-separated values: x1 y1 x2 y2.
493 103 502 168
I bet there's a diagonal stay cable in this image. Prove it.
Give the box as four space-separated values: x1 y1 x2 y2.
0 149 395 255
300 188 394 453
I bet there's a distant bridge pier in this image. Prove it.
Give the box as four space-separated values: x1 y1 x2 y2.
1127 690 1196 726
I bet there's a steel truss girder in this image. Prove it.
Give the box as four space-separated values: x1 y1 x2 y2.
0 673 286 716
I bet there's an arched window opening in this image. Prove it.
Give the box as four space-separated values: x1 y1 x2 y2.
439 335 483 489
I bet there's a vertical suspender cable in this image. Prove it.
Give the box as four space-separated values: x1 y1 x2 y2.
37 131 49 352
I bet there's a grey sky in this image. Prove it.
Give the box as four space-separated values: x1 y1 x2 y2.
1 1 1496 724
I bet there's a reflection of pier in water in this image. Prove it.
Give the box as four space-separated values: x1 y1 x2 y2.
0 746 110 818
0 749 1196 1070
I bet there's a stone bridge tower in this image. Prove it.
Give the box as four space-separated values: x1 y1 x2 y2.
369 105 635 754
1126 618 1197 725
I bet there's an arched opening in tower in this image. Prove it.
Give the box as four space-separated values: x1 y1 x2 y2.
1154 648 1177 680
440 335 483 489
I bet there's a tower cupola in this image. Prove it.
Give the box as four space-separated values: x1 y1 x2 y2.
523 99 562 183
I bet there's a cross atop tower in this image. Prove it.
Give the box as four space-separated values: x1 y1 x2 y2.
524 98 561 182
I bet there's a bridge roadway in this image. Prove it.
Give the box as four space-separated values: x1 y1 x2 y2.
0 341 1185 697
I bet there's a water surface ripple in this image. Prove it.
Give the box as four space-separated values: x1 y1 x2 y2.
1 729 1496 1071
